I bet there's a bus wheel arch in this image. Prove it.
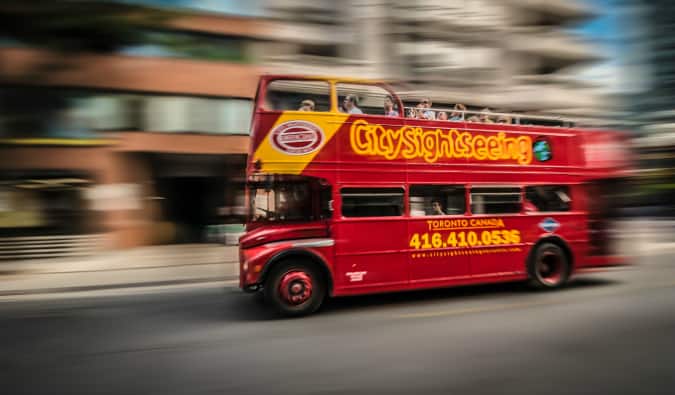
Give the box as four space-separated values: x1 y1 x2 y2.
527 237 573 289
261 250 332 316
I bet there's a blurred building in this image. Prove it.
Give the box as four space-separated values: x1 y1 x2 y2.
619 0 675 216
0 0 617 259
264 0 608 120
626 0 675 132
0 3 269 255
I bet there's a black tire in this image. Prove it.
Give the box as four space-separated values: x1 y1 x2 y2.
263 259 326 317
527 242 571 289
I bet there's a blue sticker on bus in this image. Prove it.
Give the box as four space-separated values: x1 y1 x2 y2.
533 138 553 162
539 217 560 233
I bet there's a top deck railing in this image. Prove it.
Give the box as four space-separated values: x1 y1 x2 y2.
259 75 583 127
401 106 574 127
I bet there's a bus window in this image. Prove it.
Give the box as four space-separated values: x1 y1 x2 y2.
336 83 400 117
525 185 571 212
409 185 466 216
265 80 331 112
471 186 521 214
249 176 330 222
341 188 404 217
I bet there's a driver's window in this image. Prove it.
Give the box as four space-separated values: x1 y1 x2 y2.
265 80 331 112
336 83 400 117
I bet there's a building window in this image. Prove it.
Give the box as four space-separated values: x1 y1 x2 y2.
109 0 265 17
410 185 466 216
299 43 339 58
0 88 135 138
471 186 521 214
525 185 571 212
341 188 404 217
142 96 252 134
121 31 252 63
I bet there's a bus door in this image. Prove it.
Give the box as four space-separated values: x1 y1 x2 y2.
407 185 471 284
332 187 409 291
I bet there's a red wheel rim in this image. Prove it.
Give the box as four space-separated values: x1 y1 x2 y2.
537 250 562 285
278 270 313 305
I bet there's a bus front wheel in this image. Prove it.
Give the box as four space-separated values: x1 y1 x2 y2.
264 260 326 317
528 243 570 289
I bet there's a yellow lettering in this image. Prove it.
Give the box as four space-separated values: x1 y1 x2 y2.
473 135 487 160
517 136 533 165
486 135 501 159
349 121 533 164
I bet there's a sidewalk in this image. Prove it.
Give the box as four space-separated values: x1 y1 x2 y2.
0 244 239 299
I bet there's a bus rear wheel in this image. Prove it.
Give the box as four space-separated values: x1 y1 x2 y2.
264 260 325 317
528 243 570 289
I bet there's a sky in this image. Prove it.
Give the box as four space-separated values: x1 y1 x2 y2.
118 0 265 17
576 0 649 94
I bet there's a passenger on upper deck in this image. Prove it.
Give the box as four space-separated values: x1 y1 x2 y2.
437 111 448 121
383 95 399 117
450 104 466 121
497 115 511 124
343 94 363 114
298 99 315 112
480 108 494 123
419 98 435 120
412 103 425 119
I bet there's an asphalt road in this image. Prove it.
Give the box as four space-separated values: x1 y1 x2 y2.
2 254 675 395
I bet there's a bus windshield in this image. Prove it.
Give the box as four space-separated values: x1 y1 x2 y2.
248 176 331 223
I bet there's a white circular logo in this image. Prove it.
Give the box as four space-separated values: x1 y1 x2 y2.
270 120 325 155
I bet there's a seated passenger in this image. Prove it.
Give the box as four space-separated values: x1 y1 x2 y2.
384 95 399 117
298 99 315 112
467 115 480 123
450 104 466 121
414 103 425 119
343 94 363 114
430 200 445 216
497 115 511 124
406 106 416 118
437 111 448 121
480 108 494 123
419 98 435 120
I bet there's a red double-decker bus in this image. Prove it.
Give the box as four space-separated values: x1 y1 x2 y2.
239 75 631 316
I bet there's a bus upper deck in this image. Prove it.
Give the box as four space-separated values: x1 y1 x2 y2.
248 75 631 180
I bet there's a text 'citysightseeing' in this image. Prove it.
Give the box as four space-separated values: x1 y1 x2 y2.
349 119 533 164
